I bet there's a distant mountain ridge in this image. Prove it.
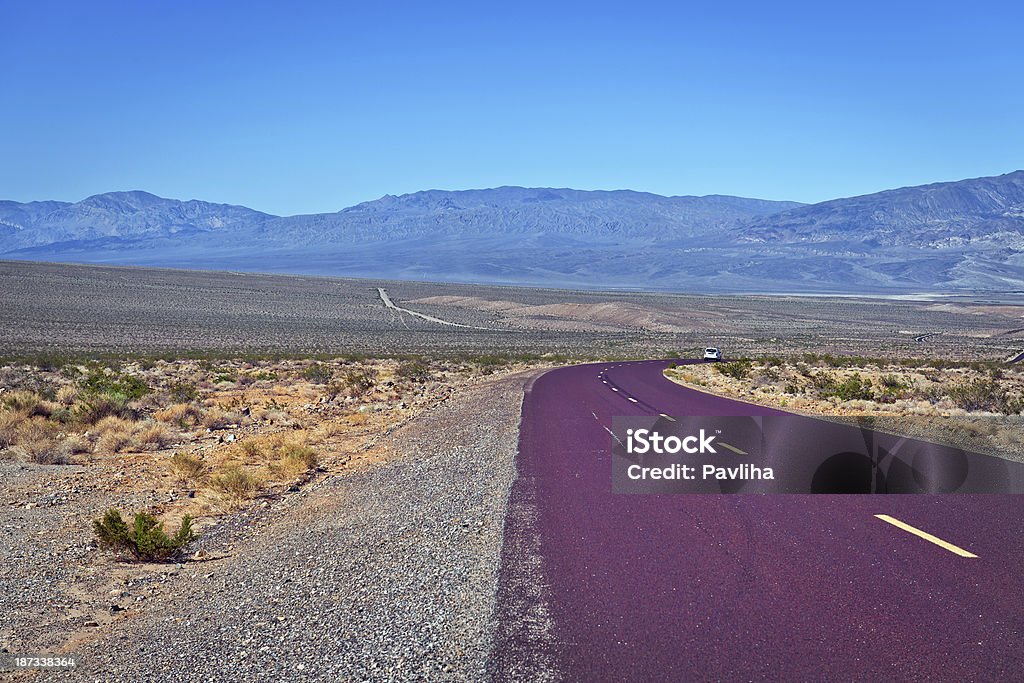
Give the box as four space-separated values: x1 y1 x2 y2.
0 191 272 250
2 172 1023 293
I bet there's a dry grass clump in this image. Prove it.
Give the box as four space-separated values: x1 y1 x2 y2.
209 464 263 501
169 451 207 486
3 417 71 464
154 402 203 427
0 409 22 448
10 436 72 465
257 407 297 427
229 432 319 482
56 384 80 406
202 408 244 430
75 396 135 424
1 390 58 418
63 433 92 454
135 422 175 450
94 416 138 453
266 440 318 481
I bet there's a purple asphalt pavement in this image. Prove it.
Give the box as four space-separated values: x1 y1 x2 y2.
490 360 1024 681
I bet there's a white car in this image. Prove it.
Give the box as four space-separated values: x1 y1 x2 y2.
703 347 722 361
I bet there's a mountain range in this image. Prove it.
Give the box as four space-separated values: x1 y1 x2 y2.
2 171 1023 293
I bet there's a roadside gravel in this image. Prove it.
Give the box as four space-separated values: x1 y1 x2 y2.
44 370 535 682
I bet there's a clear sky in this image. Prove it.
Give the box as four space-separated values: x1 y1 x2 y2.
2 0 1022 216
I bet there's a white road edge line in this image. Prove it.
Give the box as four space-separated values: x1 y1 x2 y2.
874 514 978 558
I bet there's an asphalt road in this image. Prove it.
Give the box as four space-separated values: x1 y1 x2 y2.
491 360 1024 681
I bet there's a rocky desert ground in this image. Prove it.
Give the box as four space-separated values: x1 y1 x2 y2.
0 352 545 680
3 260 1024 362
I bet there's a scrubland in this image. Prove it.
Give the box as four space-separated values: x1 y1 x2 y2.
667 355 1024 460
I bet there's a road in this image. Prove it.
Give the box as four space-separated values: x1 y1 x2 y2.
376 287 492 329
490 360 1024 681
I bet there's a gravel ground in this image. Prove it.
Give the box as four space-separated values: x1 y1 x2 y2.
29 371 534 682
0 462 175 662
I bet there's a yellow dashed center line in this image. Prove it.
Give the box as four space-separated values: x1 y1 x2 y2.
874 514 978 558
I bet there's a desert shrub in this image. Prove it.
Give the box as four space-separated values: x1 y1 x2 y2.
948 379 1022 414
63 433 91 454
95 415 134 434
94 417 137 452
267 442 318 480
251 371 278 381
667 362 678 370
14 416 58 443
2 390 50 417
396 359 431 383
10 433 72 465
302 363 333 384
333 368 376 397
135 422 174 450
473 355 511 375
820 373 874 402
169 452 207 484
30 352 71 373
210 464 262 500
811 371 837 391
155 403 203 427
80 370 149 402
213 373 235 384
96 429 134 454
715 360 752 380
202 408 242 430
56 384 80 406
879 374 908 390
0 409 23 448
75 396 134 424
260 408 296 426
93 509 197 562
166 381 199 403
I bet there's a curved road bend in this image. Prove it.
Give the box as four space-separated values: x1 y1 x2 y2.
491 359 1024 681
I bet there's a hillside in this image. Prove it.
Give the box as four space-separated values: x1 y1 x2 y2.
2 173 1023 293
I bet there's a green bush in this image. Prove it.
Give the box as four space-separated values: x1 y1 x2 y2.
74 396 135 424
167 381 199 403
80 370 150 402
821 373 874 402
714 359 752 380
879 374 908 390
396 359 431 383
948 379 1022 414
93 509 197 562
302 363 333 384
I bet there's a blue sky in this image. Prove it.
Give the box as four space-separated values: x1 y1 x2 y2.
2 0 1022 215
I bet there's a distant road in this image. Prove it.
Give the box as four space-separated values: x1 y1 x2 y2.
376 287 491 330
491 359 1024 680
